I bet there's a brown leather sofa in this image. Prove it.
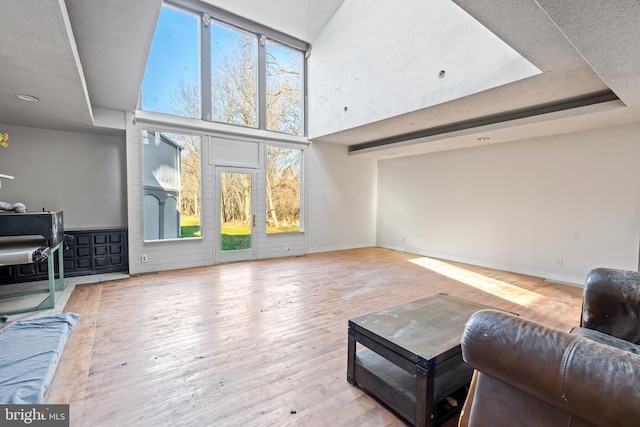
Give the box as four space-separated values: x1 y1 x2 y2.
458 268 640 427
580 267 640 344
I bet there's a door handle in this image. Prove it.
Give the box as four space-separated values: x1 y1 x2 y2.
253 214 256 227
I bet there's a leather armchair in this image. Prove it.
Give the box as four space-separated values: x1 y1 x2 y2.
458 267 640 427
580 267 640 344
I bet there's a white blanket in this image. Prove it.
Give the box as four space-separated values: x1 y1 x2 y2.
0 312 79 404
0 235 47 265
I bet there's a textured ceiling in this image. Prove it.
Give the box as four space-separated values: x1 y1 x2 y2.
329 0 640 157
0 0 637 158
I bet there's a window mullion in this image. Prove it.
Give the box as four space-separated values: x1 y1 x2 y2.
201 13 212 122
258 35 267 130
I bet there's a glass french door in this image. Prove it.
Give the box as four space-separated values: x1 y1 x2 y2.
215 167 257 262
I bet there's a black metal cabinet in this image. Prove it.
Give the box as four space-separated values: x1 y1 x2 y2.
0 261 49 283
0 228 128 285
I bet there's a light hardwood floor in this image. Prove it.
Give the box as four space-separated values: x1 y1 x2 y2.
45 247 584 426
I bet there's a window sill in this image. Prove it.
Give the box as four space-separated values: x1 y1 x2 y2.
134 110 310 145
266 231 304 236
143 237 204 244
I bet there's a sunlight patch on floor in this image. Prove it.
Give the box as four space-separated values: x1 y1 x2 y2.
409 257 542 306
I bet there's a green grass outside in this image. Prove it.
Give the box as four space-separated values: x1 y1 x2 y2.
221 223 251 250
221 225 251 235
180 217 297 248
221 233 251 250
179 216 251 250
181 225 201 238
180 217 201 238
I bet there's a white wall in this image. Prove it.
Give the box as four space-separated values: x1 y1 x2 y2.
307 0 538 139
0 123 127 229
306 140 377 252
377 123 640 285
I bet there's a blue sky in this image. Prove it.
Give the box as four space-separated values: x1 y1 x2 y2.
141 6 200 115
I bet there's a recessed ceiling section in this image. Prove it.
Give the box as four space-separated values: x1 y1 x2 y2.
0 0 94 131
65 0 163 113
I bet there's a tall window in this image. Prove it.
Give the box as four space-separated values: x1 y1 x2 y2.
142 129 201 240
141 3 307 136
266 145 302 233
141 6 200 118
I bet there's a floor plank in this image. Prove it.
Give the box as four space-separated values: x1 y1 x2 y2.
45 248 584 426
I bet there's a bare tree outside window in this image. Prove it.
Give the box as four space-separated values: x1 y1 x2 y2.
266 41 304 136
211 23 258 127
220 171 252 250
267 146 301 232
177 134 201 225
170 80 200 119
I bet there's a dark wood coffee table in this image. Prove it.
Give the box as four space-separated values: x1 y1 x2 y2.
347 294 491 427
